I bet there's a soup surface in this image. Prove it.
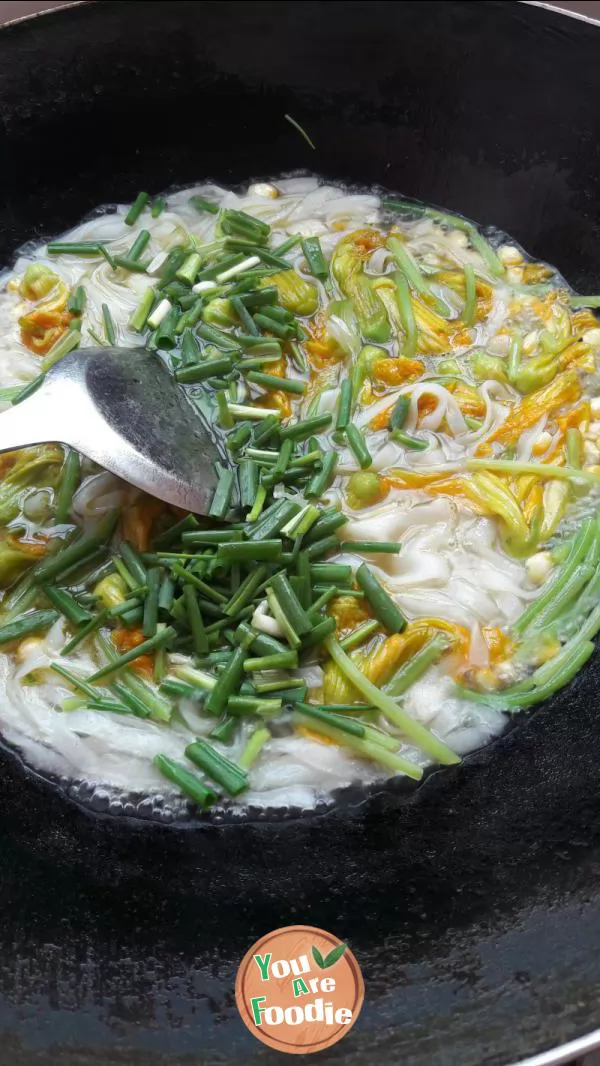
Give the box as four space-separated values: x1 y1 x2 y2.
0 176 598 818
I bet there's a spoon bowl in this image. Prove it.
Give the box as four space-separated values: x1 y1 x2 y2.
0 348 224 513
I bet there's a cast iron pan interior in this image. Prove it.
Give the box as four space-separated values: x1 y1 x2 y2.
1 2 600 1063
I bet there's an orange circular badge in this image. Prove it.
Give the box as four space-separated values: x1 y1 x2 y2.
235 924 364 1055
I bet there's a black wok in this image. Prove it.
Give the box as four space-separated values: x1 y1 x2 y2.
0 2 600 1063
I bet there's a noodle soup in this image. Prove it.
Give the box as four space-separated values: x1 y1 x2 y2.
0 176 597 817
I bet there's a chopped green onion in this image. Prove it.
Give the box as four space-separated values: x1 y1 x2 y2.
356 563 406 633
87 626 175 683
124 191 149 226
346 424 372 469
324 636 459 764
154 754 217 807
0 609 59 646
209 468 236 519
185 738 248 795
42 586 91 627
339 619 380 651
55 449 81 524
41 329 81 372
101 303 117 346
463 263 477 326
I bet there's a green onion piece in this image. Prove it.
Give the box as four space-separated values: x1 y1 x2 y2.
142 566 161 638
305 534 339 560
87 626 175 683
293 707 422 777
394 271 418 359
300 615 336 649
41 329 81 372
190 195 219 215
253 314 297 341
175 357 234 384
390 428 428 451
33 510 120 584
385 634 449 696
356 563 406 633
513 517 596 635
339 619 380 651
466 458 600 486
55 449 81 524
388 236 445 313
205 646 247 714
42 586 91 627
0 609 59 646
268 571 312 634
176 252 203 286
154 754 217 807
463 263 477 326
217 540 282 563
239 458 259 511
67 285 86 315
210 715 238 742
185 738 248 795
247 371 306 395
238 726 271 770
302 236 328 280
114 256 149 273
247 485 267 521
224 565 267 617
152 513 199 549
265 587 300 648
60 608 109 655
129 288 155 332
305 451 338 499
209 468 236 519
340 540 400 554
128 229 151 262
280 414 332 442
151 197 166 218
570 295 600 309
325 636 459 764
427 208 505 277
244 650 298 672
183 583 209 655
231 294 259 336
100 303 116 346
120 541 147 585
346 424 372 469
526 563 595 633
170 562 228 604
566 427 582 469
335 379 352 432
296 702 365 737
389 395 410 431
47 242 105 257
124 191 149 226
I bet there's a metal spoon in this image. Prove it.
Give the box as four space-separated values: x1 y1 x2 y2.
0 348 223 513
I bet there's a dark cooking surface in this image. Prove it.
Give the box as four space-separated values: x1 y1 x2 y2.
1 1 600 1063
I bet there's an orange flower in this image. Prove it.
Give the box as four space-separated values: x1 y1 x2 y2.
112 628 154 677
371 357 425 386
121 497 165 552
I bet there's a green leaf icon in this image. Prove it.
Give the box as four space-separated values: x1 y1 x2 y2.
311 945 326 969
322 942 348 969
